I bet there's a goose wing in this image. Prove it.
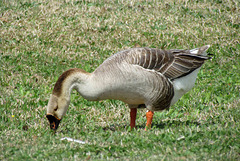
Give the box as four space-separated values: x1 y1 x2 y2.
123 46 211 80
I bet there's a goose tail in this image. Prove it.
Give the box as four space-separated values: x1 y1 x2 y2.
190 45 212 58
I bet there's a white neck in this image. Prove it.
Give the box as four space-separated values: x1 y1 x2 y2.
72 73 102 101
53 69 103 102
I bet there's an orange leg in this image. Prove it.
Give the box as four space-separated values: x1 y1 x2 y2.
145 110 154 131
130 108 137 130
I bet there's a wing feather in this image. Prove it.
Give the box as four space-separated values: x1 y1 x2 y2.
123 47 211 80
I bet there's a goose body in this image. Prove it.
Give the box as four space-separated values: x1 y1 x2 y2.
46 45 211 130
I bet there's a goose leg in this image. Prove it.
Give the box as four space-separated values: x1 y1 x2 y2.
130 108 137 130
145 110 154 131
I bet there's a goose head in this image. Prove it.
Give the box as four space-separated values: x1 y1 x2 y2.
46 68 93 130
46 94 70 130
46 68 77 130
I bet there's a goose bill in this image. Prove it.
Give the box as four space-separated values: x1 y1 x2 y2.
46 114 61 130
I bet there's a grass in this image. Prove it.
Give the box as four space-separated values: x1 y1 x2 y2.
1 0 240 160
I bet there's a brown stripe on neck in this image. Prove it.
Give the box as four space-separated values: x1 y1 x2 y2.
52 68 89 97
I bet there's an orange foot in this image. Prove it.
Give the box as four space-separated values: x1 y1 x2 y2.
145 110 154 131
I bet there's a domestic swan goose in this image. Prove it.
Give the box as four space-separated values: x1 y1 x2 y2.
46 45 211 130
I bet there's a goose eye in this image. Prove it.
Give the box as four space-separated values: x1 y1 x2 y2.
54 106 58 111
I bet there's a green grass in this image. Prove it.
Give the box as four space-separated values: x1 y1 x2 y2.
1 0 240 160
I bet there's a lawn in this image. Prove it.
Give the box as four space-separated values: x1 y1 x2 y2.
0 0 239 160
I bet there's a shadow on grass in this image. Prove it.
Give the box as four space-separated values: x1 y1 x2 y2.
101 119 202 131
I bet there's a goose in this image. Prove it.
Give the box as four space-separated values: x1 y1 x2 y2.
46 45 211 131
